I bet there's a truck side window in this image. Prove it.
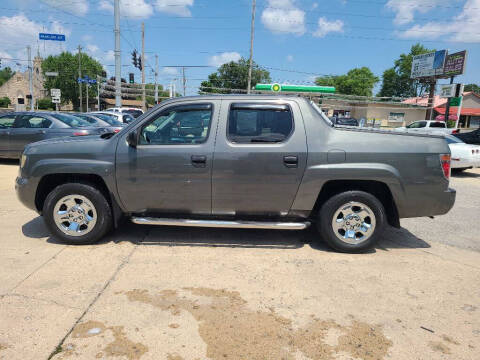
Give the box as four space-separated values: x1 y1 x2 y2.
228 103 293 143
139 103 212 145
430 122 446 128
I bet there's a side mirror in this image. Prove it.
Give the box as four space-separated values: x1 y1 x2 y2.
126 130 138 148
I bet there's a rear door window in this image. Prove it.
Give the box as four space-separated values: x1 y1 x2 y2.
429 122 446 128
0 115 16 128
228 103 293 143
15 115 52 128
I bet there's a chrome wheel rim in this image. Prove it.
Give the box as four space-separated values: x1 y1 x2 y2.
53 195 97 237
331 201 376 245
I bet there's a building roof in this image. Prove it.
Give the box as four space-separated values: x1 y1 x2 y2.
402 95 447 107
435 107 480 116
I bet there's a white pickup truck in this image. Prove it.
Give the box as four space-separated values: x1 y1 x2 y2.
394 120 459 135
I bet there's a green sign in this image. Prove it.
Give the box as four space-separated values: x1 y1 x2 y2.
449 97 462 106
255 83 336 93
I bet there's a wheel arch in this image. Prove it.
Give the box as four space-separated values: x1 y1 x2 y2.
312 179 400 228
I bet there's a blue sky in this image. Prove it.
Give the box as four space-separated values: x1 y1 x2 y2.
1 0 479 95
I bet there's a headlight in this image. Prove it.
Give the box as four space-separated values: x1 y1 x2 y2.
20 154 27 168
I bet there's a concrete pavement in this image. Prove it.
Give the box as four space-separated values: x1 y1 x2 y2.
0 161 479 360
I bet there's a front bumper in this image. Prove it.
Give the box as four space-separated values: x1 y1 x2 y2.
15 176 39 213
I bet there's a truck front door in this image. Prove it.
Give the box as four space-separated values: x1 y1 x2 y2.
115 101 219 214
212 100 307 217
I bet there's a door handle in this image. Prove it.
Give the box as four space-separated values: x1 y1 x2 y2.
283 155 298 168
191 155 207 168
36 130 46 134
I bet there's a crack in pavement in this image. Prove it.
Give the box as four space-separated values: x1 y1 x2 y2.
2 293 82 311
46 230 149 360
7 246 68 293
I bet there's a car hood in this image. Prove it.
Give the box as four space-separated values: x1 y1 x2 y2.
24 134 114 156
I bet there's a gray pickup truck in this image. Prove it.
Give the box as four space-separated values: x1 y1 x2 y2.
16 95 456 252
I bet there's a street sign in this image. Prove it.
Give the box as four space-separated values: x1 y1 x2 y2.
39 33 66 41
45 72 59 77
449 97 462 106
52 97 61 104
440 84 457 98
50 88 61 97
411 50 447 79
255 84 336 93
443 51 467 77
77 77 96 84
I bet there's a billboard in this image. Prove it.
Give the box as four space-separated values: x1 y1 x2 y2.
411 50 447 79
443 50 467 77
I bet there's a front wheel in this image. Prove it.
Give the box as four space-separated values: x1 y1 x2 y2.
43 183 112 245
317 191 386 253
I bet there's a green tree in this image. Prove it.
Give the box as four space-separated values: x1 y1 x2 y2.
378 43 433 97
464 84 480 94
0 67 15 87
315 67 379 97
200 58 271 94
0 96 11 108
42 52 103 110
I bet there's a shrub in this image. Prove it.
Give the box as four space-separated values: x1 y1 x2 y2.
38 98 54 110
0 96 11 108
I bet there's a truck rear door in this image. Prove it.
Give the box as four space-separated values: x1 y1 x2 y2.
211 100 307 217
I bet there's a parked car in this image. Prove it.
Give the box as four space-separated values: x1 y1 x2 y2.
106 107 144 118
395 120 459 135
91 111 135 124
331 117 359 127
0 112 113 159
453 127 480 145
73 113 123 133
16 95 456 253
445 135 480 172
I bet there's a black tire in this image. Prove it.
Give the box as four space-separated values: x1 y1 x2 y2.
316 191 386 253
43 182 112 245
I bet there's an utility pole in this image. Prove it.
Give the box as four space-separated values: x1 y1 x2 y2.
97 75 100 110
182 67 186 96
77 45 82 112
27 46 34 111
86 83 89 111
247 0 256 94
425 80 436 120
114 0 121 107
141 22 146 111
154 54 158 104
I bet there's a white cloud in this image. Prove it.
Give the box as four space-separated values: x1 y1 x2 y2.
313 17 344 37
99 0 153 19
386 0 449 25
261 0 306 35
104 50 115 62
208 52 241 67
41 0 88 16
85 44 99 54
286 54 293 62
0 14 70 57
155 0 194 17
162 67 179 75
397 0 480 42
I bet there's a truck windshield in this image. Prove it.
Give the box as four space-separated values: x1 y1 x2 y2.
310 101 333 126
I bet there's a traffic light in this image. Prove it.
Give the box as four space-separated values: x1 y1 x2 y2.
101 70 107 78
131 50 137 68
129 73 134 84
138 56 142 71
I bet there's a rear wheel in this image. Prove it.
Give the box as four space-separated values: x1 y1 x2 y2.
317 191 386 253
43 183 112 245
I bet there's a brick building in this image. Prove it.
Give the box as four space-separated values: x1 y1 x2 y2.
0 56 46 110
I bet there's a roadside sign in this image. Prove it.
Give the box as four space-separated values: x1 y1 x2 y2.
51 97 61 104
411 50 447 79
440 84 457 98
39 33 66 41
50 88 61 97
45 72 59 77
449 97 462 106
443 51 467 77
77 77 97 84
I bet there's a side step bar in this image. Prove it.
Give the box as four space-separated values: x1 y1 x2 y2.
131 217 310 230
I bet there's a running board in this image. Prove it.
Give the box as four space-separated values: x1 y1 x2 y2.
131 217 310 230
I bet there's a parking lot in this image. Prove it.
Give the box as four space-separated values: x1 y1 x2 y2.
0 160 479 360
